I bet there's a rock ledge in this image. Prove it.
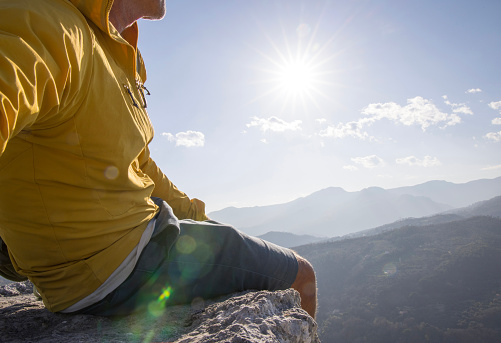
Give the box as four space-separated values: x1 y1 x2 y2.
0 281 319 342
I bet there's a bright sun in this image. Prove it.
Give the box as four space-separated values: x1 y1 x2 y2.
278 60 315 95
249 22 338 114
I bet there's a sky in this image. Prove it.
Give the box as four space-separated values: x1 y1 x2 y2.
137 0 501 212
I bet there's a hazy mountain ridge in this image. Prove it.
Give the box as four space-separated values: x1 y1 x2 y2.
294 215 501 342
257 192 501 249
387 177 501 207
257 231 327 248
343 195 501 240
211 189 452 237
209 177 501 238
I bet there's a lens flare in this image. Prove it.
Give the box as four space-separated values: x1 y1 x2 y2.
175 235 197 254
158 286 172 302
148 286 173 317
382 262 397 276
104 166 119 180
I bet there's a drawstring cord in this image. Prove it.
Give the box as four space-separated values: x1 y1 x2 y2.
123 82 150 108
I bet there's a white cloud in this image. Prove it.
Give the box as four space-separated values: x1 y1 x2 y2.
351 155 385 169
246 116 302 132
396 155 441 167
343 165 358 171
451 105 473 115
361 96 461 130
162 131 205 147
481 164 501 171
443 96 473 115
492 118 501 125
316 118 327 124
466 88 482 94
318 118 373 140
319 96 473 141
485 131 501 142
489 101 501 113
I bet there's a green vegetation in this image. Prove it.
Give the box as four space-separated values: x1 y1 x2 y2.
295 216 501 342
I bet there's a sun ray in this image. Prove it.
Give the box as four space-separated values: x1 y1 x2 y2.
243 4 356 117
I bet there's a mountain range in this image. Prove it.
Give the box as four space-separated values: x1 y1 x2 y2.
209 176 501 238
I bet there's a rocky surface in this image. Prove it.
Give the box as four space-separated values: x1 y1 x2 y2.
0 281 319 342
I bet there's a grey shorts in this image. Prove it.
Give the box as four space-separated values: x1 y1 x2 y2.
75 205 298 316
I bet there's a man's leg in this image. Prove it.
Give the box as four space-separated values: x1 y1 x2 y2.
76 219 304 317
157 219 300 306
291 252 317 319
165 221 317 318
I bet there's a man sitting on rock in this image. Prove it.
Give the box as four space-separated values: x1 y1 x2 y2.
0 0 317 318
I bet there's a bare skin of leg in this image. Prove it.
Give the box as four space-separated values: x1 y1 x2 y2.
290 252 317 319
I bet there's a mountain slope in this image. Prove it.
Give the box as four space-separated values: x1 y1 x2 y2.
452 195 501 218
344 195 501 240
294 216 501 342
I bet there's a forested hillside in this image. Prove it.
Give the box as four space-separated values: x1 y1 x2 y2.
295 216 501 342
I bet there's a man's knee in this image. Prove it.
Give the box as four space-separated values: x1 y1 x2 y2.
291 252 316 296
290 252 317 318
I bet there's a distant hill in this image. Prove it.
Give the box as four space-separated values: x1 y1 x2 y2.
257 231 326 248
294 216 501 342
343 195 501 240
209 177 501 238
388 177 501 207
210 186 453 237
452 195 501 218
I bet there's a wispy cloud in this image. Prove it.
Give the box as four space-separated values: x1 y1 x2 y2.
351 155 385 168
318 118 373 140
362 96 462 131
396 155 441 167
489 101 501 113
247 116 302 132
487 101 501 126
481 164 501 171
343 165 358 171
485 131 501 142
466 88 482 94
162 131 205 147
442 95 473 115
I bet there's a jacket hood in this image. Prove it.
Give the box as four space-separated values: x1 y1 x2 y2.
69 0 113 34
69 0 145 81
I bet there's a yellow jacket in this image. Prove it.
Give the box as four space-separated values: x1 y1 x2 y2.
0 0 207 312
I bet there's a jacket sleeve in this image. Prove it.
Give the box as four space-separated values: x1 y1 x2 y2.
0 6 87 155
138 146 209 221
